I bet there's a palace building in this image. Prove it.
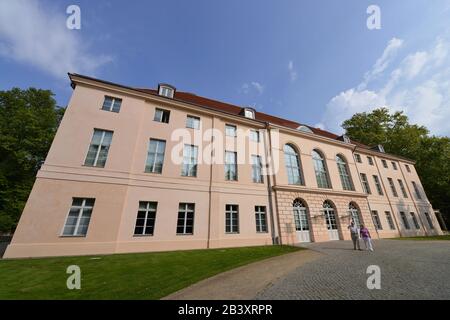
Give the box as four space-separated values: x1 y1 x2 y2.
4 74 442 258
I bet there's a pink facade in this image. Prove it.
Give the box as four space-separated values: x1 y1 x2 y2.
4 74 442 258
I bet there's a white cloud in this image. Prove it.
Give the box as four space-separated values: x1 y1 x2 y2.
241 81 264 95
288 60 297 81
250 81 264 94
359 37 403 90
0 0 112 78
322 37 450 136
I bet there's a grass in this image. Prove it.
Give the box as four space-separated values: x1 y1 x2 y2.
391 235 450 241
0 245 300 300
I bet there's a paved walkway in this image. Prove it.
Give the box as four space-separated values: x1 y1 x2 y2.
163 249 321 300
164 239 450 300
257 239 450 300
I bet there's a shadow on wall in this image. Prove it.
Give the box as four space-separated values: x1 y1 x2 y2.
0 236 12 258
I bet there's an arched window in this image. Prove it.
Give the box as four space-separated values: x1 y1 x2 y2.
293 199 309 231
336 155 354 191
323 201 338 238
284 144 304 185
348 202 361 228
312 150 331 188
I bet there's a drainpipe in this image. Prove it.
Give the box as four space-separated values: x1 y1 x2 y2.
263 122 281 245
352 145 380 239
398 162 428 236
373 153 403 237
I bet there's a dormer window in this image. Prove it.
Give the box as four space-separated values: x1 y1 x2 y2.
343 135 351 144
241 107 255 119
158 84 175 98
296 125 313 134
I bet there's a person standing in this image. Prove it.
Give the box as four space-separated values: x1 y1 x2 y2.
360 224 374 251
347 221 361 250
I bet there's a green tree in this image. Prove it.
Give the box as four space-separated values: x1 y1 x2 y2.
342 108 450 224
0 88 64 233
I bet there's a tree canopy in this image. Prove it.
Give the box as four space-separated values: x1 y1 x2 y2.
342 107 450 224
0 88 64 233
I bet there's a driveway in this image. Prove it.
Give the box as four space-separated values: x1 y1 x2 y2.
257 239 450 300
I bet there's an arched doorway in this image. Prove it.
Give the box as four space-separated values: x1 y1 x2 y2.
293 199 311 243
323 200 339 240
349 202 362 228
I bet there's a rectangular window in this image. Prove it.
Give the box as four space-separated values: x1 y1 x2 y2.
177 203 194 235
62 198 95 236
371 210 383 230
252 155 264 183
400 211 410 230
154 108 170 123
101 96 122 113
382 159 388 168
84 129 113 167
225 151 238 181
225 124 237 137
412 181 422 200
360 173 371 194
249 129 260 142
145 139 166 173
181 145 198 177
225 204 239 233
392 161 398 170
186 115 200 129
367 156 374 166
410 212 420 230
385 211 396 230
387 178 398 197
159 86 174 98
134 202 157 236
373 175 384 196
405 164 411 173
397 179 408 198
255 206 268 233
354 154 362 163
424 212 434 229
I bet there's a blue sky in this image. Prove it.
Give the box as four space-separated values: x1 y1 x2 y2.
1 0 450 135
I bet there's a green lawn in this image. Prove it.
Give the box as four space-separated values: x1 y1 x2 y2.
0 245 300 300
391 235 450 241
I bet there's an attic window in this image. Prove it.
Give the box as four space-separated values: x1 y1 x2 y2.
243 108 255 119
342 135 351 144
297 125 313 134
158 84 175 98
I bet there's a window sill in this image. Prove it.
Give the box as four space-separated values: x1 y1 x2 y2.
133 234 154 237
59 235 87 238
176 233 194 236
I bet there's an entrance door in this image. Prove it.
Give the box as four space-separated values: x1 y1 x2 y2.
293 199 310 243
324 205 339 240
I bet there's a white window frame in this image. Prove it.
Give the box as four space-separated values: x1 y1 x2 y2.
244 109 255 119
62 198 95 237
385 211 396 230
225 124 237 137
373 175 384 196
84 129 113 167
154 108 170 123
388 178 398 197
101 96 122 113
336 155 354 191
249 129 260 142
225 204 239 233
177 203 195 235
159 86 174 98
145 139 166 174
181 145 198 177
252 155 264 183
371 210 383 230
225 151 238 181
134 201 157 236
360 173 371 194
186 115 200 129
412 181 422 200
255 206 268 233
